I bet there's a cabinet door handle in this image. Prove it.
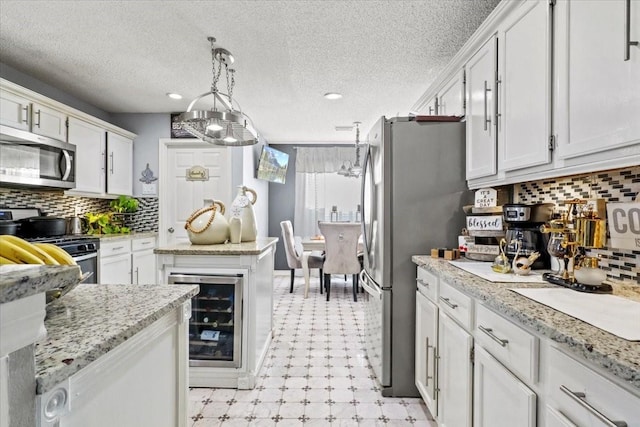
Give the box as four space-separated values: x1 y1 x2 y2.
483 80 492 131
428 106 434 115
439 296 458 309
135 267 139 284
109 152 114 174
168 227 175 233
434 97 439 115
34 109 41 128
478 325 509 347
22 106 29 124
416 278 429 288
625 0 639 61
425 337 435 387
101 151 106 172
559 385 627 427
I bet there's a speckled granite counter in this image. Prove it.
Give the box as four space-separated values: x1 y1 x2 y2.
155 237 278 256
412 256 640 392
94 231 158 241
0 265 81 303
34 283 198 394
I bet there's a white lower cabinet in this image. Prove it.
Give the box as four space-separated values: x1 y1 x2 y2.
547 346 640 427
99 236 157 285
437 311 473 427
131 237 157 284
545 406 578 427
473 345 536 427
415 290 438 416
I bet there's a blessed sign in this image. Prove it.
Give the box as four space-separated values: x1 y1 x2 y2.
466 215 503 231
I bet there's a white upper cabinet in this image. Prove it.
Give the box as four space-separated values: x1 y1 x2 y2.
68 117 106 194
498 0 552 172
437 70 465 117
31 102 67 141
0 90 68 141
554 0 640 159
106 132 133 196
0 90 30 130
465 35 497 180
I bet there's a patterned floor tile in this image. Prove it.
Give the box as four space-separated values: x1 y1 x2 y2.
189 273 437 426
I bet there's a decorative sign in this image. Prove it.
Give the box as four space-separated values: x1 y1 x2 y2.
607 202 640 250
466 243 500 255
475 188 498 208
186 166 209 181
466 215 503 231
139 163 158 184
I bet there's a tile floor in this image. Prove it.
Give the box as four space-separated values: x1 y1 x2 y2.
188 273 436 426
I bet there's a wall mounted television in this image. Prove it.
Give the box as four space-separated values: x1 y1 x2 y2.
256 146 289 184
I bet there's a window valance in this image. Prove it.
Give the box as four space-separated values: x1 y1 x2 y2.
295 147 357 173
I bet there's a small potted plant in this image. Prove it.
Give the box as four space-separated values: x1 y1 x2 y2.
110 195 139 213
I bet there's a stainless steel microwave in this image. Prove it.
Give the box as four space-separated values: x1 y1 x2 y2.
0 125 75 189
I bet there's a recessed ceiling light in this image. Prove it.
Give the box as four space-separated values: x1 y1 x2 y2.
166 92 183 100
324 92 343 100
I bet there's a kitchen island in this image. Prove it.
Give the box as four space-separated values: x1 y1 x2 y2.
155 237 278 389
2 265 198 427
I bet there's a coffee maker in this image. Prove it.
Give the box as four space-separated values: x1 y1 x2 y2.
502 203 554 269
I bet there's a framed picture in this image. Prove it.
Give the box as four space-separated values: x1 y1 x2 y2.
170 113 196 138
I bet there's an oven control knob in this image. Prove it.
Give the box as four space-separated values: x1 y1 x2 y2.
168 227 175 233
78 244 87 251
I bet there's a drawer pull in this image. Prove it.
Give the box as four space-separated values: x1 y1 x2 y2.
416 278 429 287
112 246 124 251
559 385 627 427
439 297 458 309
478 325 509 347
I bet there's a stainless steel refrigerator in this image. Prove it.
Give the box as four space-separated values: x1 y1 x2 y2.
359 116 471 397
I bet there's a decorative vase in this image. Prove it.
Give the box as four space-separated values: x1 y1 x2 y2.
184 201 230 244
230 185 258 242
229 217 242 244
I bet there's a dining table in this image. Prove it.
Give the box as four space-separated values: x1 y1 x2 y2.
300 232 363 298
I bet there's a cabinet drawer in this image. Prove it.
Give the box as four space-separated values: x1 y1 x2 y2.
416 266 438 302
475 303 538 384
439 280 473 331
547 346 640 427
132 237 156 252
100 239 132 257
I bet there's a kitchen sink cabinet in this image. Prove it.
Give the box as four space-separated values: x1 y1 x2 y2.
554 0 640 161
0 89 67 141
106 131 133 196
68 117 106 194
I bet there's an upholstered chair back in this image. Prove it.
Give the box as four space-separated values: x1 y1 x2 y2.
318 222 362 275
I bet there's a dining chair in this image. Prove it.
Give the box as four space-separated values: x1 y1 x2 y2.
318 221 362 301
280 220 324 293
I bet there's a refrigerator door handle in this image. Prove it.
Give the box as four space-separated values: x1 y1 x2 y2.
360 270 382 299
361 144 372 257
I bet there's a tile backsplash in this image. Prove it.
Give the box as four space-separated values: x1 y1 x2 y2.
0 188 158 233
515 166 639 284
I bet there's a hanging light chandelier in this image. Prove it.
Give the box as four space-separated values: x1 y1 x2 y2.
338 122 363 178
175 36 259 146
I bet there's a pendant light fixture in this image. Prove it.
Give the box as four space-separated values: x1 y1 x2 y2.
338 122 363 178
175 37 258 146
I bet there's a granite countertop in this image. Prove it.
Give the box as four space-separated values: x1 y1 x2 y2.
0 265 81 304
155 237 279 256
34 283 198 394
77 231 158 241
412 256 640 392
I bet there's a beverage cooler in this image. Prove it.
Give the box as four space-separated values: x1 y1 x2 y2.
167 273 243 367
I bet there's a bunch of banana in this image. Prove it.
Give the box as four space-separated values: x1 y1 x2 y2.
0 235 76 266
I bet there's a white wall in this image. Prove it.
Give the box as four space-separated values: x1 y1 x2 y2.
236 142 269 238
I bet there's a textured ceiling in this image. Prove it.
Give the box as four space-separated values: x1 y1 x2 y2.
0 0 500 143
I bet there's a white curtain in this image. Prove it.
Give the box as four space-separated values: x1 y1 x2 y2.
294 147 362 238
